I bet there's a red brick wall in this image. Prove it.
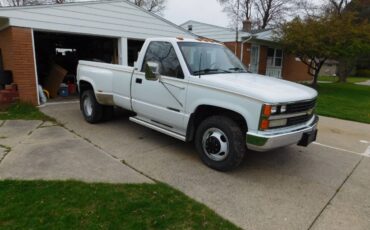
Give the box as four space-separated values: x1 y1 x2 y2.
282 54 312 82
224 42 251 67
0 27 38 105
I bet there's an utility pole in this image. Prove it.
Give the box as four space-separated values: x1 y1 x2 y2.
235 0 240 55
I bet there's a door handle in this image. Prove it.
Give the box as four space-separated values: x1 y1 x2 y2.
136 78 142 84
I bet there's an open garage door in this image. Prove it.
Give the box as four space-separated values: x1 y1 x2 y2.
33 31 118 102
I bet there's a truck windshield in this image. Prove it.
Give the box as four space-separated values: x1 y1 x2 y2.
178 42 247 76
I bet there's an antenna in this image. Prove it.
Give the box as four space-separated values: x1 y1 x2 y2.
198 52 202 78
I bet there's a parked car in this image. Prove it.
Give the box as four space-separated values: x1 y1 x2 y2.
77 38 318 171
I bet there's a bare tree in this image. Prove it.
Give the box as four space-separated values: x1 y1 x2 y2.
254 0 295 29
218 0 255 30
326 0 350 15
1 0 66 7
218 0 294 30
130 0 167 14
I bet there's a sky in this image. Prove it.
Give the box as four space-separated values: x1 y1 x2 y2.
163 0 229 27
163 0 324 28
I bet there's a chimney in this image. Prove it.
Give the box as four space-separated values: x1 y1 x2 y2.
188 25 193 32
242 20 252 32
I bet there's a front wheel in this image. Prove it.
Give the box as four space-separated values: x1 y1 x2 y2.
195 116 246 171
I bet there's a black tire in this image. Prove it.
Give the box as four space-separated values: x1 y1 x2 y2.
195 116 246 171
80 90 103 124
102 106 114 121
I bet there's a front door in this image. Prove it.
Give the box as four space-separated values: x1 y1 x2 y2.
250 44 260 73
131 41 188 135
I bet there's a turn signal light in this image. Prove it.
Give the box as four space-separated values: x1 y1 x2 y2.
263 105 272 117
260 119 270 130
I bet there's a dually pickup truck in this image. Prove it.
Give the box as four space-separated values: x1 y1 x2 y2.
77 37 318 171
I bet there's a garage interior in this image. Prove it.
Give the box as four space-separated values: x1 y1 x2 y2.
34 31 119 102
33 31 145 103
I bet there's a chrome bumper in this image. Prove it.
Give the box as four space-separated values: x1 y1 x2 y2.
246 115 319 152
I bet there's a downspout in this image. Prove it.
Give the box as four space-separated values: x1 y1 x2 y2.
240 34 254 62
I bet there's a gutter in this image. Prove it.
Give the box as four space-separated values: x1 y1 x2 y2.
240 35 255 62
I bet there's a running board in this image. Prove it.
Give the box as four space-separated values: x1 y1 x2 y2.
129 117 186 142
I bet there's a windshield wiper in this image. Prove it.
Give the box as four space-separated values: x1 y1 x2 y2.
193 68 231 75
228 67 247 72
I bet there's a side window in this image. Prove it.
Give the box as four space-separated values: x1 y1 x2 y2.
141 41 184 79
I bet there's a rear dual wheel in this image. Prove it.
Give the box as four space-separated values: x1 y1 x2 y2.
81 90 113 123
195 116 246 172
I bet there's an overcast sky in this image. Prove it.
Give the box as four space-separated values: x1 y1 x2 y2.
163 0 229 27
163 0 323 28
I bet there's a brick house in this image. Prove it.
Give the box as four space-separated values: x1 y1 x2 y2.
181 20 312 82
0 1 194 105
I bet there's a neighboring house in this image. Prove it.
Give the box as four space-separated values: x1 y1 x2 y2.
181 20 311 82
319 60 339 76
0 0 195 105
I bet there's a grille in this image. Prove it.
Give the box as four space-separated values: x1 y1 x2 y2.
286 99 316 113
287 114 314 126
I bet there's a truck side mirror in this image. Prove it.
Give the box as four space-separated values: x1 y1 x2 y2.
144 62 160 81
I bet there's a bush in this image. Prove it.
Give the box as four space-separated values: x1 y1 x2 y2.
356 69 370 78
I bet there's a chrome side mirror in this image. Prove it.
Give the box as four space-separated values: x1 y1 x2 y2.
144 62 161 81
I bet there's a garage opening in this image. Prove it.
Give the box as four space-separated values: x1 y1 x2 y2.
34 31 118 103
128 39 145 67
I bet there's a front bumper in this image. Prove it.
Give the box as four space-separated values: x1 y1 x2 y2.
246 115 319 152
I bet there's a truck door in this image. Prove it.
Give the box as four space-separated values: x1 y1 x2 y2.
131 41 188 135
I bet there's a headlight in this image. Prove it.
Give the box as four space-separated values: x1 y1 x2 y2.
280 105 287 113
271 106 278 114
269 119 288 128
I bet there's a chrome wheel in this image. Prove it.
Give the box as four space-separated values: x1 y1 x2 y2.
202 128 229 161
83 96 93 117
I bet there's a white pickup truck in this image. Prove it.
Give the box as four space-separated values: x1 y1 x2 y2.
77 37 318 171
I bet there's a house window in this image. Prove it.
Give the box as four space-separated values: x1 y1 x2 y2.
267 48 283 67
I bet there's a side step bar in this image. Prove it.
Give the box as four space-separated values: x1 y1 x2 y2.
129 117 186 142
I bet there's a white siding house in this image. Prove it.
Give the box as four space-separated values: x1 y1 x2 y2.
0 0 195 105
181 20 250 42
0 0 194 65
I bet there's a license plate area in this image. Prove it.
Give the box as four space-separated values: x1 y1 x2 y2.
298 129 318 147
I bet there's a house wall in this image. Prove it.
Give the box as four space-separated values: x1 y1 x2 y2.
0 27 38 105
224 42 251 67
282 54 312 82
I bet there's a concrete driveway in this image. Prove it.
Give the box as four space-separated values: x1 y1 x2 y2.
7 101 370 230
0 120 151 184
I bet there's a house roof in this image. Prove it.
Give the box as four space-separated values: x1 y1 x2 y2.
0 0 195 39
180 20 279 44
248 29 276 42
180 20 250 42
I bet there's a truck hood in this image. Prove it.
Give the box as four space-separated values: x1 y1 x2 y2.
192 73 318 103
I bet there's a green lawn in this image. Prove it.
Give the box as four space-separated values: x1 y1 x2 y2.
316 82 370 124
0 103 53 121
318 75 369 83
0 180 239 230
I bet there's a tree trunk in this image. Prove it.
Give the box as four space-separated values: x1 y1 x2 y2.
311 72 319 89
337 60 348 83
337 59 355 83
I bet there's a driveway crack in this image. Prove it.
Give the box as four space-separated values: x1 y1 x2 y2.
0 144 11 164
307 156 364 230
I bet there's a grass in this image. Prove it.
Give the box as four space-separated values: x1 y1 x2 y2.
316 82 370 124
318 75 370 83
0 180 239 230
0 102 53 121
